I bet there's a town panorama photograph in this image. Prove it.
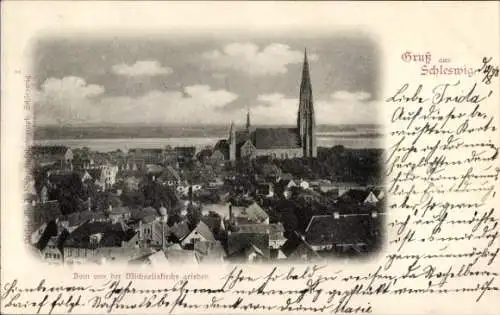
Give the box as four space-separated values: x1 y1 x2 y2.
25 32 385 265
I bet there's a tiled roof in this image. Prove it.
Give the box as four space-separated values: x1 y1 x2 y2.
230 202 269 224
281 232 321 261
194 240 227 262
213 140 230 160
110 206 131 215
227 232 270 258
192 221 216 242
304 215 372 247
235 223 285 240
129 148 163 155
235 131 251 146
338 189 371 204
64 221 134 248
252 128 300 149
146 164 164 174
158 166 181 182
245 203 269 223
170 222 191 240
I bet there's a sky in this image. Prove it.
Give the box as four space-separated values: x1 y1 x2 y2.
33 31 381 126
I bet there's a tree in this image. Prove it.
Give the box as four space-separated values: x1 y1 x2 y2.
186 203 202 230
142 179 179 210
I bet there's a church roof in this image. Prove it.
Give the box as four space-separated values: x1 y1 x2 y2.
253 128 300 149
235 130 251 145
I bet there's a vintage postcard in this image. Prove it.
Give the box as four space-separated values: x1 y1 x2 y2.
1 1 499 314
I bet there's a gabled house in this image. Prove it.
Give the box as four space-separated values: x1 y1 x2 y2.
281 232 322 261
337 189 379 205
194 240 227 263
229 202 270 226
29 146 73 170
107 206 132 223
304 214 372 252
40 236 64 265
181 221 216 248
63 221 136 264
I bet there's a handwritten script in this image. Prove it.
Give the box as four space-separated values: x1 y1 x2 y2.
1 56 499 314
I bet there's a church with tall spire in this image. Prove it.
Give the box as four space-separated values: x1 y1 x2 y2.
214 48 317 161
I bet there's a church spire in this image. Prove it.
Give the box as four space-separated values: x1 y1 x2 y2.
301 48 312 92
246 105 251 130
297 48 317 158
229 121 236 161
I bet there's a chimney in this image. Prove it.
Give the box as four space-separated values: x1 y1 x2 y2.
88 197 91 212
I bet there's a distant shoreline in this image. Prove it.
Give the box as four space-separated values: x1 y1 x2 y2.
32 124 384 140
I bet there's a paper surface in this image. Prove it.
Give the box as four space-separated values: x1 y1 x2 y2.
1 2 499 314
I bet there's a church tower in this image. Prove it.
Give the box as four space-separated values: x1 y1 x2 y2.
297 49 317 158
246 106 251 131
229 121 236 161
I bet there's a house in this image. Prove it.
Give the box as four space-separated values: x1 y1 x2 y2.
40 236 64 265
244 244 268 262
212 140 230 162
181 221 216 248
100 164 119 189
298 179 310 190
275 179 297 199
123 176 141 191
174 146 196 160
136 216 169 249
78 170 93 183
337 189 379 205
232 223 286 249
158 166 181 186
63 221 136 264
200 213 225 239
229 202 269 226
194 240 227 262
304 214 373 252
107 206 132 223
208 178 224 188
209 150 226 166
169 222 191 242
128 148 165 166
281 232 322 261
73 153 95 170
256 182 274 198
196 148 213 164
29 145 73 170
86 165 118 190
226 233 270 261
